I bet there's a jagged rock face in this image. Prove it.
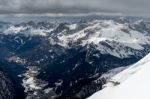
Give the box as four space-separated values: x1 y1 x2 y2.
0 71 14 99
0 17 150 99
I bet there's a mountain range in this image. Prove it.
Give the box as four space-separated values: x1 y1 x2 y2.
0 16 150 99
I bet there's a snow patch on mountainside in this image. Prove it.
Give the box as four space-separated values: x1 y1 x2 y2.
22 66 55 99
88 53 150 99
4 24 54 36
66 24 77 30
4 25 27 34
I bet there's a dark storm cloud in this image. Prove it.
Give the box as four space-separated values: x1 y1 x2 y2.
0 0 150 16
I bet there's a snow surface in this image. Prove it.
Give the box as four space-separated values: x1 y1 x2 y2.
66 24 77 30
88 53 150 99
4 25 27 34
22 66 44 92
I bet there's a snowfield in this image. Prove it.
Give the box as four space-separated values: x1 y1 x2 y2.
88 53 150 99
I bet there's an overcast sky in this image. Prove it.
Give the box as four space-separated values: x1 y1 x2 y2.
0 0 150 16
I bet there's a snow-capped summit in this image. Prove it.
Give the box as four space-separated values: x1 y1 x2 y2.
88 53 150 99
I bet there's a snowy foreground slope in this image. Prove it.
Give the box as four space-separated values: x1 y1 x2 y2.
88 53 150 99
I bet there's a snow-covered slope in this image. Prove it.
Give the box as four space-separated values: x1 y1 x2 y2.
88 53 150 99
